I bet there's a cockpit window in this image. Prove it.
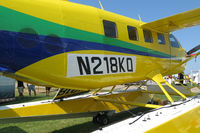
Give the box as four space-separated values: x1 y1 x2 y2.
169 34 180 48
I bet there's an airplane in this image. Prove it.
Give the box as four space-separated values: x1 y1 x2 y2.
0 0 200 127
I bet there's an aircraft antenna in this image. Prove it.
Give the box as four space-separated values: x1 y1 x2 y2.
98 0 104 10
138 14 142 22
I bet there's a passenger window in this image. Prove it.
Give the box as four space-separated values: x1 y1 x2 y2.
169 34 180 48
44 34 62 53
127 26 138 41
157 33 165 45
17 28 39 48
103 20 118 38
143 29 153 43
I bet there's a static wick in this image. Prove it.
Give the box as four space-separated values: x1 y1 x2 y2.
98 0 104 10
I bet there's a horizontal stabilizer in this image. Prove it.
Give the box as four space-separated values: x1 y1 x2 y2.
142 8 200 32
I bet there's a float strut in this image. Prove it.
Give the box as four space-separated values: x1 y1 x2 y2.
109 86 116 93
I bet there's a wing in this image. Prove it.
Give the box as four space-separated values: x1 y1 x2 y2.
142 8 200 33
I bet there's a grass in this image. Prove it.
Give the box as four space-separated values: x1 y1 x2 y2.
0 88 57 106
0 88 101 133
0 87 152 133
153 94 182 102
0 117 95 133
0 87 184 133
0 108 151 133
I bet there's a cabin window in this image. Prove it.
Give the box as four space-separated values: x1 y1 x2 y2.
143 29 153 43
127 26 138 41
103 20 118 38
157 33 165 45
17 28 39 48
44 34 62 53
169 34 180 48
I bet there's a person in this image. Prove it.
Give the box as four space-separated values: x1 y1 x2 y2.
46 87 51 96
27 84 36 96
178 73 184 84
17 80 25 98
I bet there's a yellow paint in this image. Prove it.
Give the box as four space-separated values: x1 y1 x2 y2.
13 49 173 90
93 97 162 109
142 8 200 33
183 72 200 90
147 72 188 102
172 76 192 92
0 2 199 131
157 81 174 103
145 106 200 133
142 91 193 97
92 88 103 95
165 82 187 99
0 0 176 56
0 91 150 118
109 86 116 93
0 0 195 91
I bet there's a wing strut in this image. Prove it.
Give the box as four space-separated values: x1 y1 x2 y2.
147 72 187 103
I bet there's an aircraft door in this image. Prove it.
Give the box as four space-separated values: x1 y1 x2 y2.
169 34 186 73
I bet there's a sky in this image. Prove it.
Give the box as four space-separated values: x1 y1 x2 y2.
69 0 200 74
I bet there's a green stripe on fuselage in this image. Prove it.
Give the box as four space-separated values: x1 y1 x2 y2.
0 6 171 58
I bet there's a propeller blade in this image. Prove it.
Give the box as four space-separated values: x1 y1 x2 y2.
187 44 200 55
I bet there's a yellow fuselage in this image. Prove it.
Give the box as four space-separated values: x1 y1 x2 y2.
0 0 186 90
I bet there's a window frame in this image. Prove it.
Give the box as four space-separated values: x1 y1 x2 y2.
143 29 153 43
157 33 166 45
127 26 138 41
103 20 118 38
169 34 180 48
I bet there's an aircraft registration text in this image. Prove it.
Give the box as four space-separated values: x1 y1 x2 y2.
67 54 136 77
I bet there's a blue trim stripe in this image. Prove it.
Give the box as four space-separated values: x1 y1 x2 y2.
0 30 171 73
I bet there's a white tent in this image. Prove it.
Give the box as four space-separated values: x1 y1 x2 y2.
190 70 200 85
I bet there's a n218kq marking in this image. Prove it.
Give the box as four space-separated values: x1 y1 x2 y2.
77 56 134 75
67 54 136 77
